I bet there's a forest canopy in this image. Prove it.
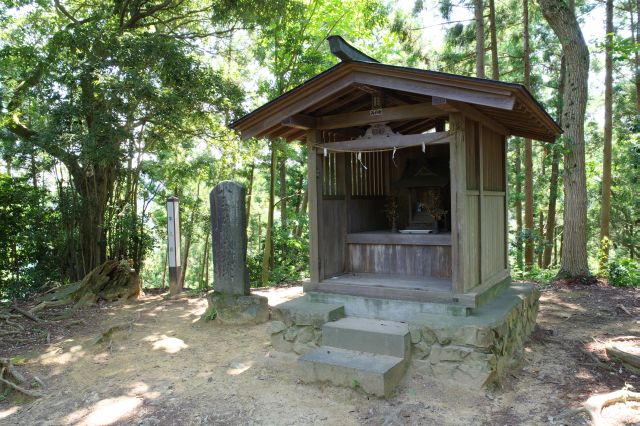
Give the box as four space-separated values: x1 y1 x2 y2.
1 0 639 298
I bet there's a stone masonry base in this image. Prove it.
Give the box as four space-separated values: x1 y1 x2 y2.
269 284 540 389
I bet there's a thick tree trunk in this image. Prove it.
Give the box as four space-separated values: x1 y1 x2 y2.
261 142 277 285
72 165 115 277
600 0 614 273
488 0 499 79
538 0 590 278
475 0 486 78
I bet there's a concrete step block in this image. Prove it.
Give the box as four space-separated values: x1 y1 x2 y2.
322 317 411 359
299 346 406 397
272 297 345 328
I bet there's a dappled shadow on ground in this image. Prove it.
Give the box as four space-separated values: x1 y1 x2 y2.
1 283 639 425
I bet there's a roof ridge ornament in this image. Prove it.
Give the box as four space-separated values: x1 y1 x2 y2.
327 35 380 64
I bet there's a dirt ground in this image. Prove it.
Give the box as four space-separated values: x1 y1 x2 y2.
1 282 640 426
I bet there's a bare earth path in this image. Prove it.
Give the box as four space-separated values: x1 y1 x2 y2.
1 283 639 425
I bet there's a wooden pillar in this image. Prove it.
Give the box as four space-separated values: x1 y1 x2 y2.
306 130 322 286
449 113 467 294
503 134 510 270
478 125 484 284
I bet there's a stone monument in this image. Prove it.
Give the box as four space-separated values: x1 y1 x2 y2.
205 181 268 324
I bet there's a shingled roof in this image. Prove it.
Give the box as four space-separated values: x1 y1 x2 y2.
231 38 561 143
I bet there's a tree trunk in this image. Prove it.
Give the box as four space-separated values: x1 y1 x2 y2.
161 248 167 290
488 0 500 79
538 0 590 278
515 140 524 272
295 174 308 238
72 165 115 278
538 211 544 267
634 0 640 112
199 230 210 289
524 137 534 270
246 161 255 225
179 182 200 289
523 0 535 270
261 142 277 286
279 155 287 229
475 0 486 78
543 54 565 269
600 0 614 273
30 153 37 189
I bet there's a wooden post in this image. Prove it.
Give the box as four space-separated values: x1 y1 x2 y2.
503 134 510 270
306 130 322 286
449 113 467 294
478 124 484 285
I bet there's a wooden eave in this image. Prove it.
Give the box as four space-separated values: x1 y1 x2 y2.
230 61 562 143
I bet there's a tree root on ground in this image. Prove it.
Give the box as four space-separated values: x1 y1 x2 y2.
0 358 43 399
576 340 615 371
555 389 640 425
11 305 42 322
30 299 73 314
93 313 140 345
605 336 640 371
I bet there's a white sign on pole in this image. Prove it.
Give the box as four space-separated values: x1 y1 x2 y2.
167 198 181 268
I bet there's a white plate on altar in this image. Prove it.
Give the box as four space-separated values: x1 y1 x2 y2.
398 229 433 234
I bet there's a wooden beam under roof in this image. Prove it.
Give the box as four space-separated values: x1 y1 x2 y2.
315 102 444 130
315 131 451 151
281 102 445 132
281 114 316 130
239 73 357 139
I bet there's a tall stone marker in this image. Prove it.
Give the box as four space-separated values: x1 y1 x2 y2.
205 181 268 325
210 181 249 295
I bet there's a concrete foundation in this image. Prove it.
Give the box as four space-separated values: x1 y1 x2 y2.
307 291 470 319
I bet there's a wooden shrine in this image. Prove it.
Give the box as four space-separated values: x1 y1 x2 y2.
230 36 561 311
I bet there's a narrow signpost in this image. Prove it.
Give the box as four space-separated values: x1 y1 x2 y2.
166 196 182 295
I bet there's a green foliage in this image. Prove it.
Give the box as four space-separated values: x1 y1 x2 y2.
0 175 62 299
203 306 217 321
1 0 638 297
608 258 640 287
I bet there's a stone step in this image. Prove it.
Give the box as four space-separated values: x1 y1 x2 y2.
322 317 411 359
298 346 406 397
272 297 345 328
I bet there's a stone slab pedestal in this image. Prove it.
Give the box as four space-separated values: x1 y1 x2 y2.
206 292 269 325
